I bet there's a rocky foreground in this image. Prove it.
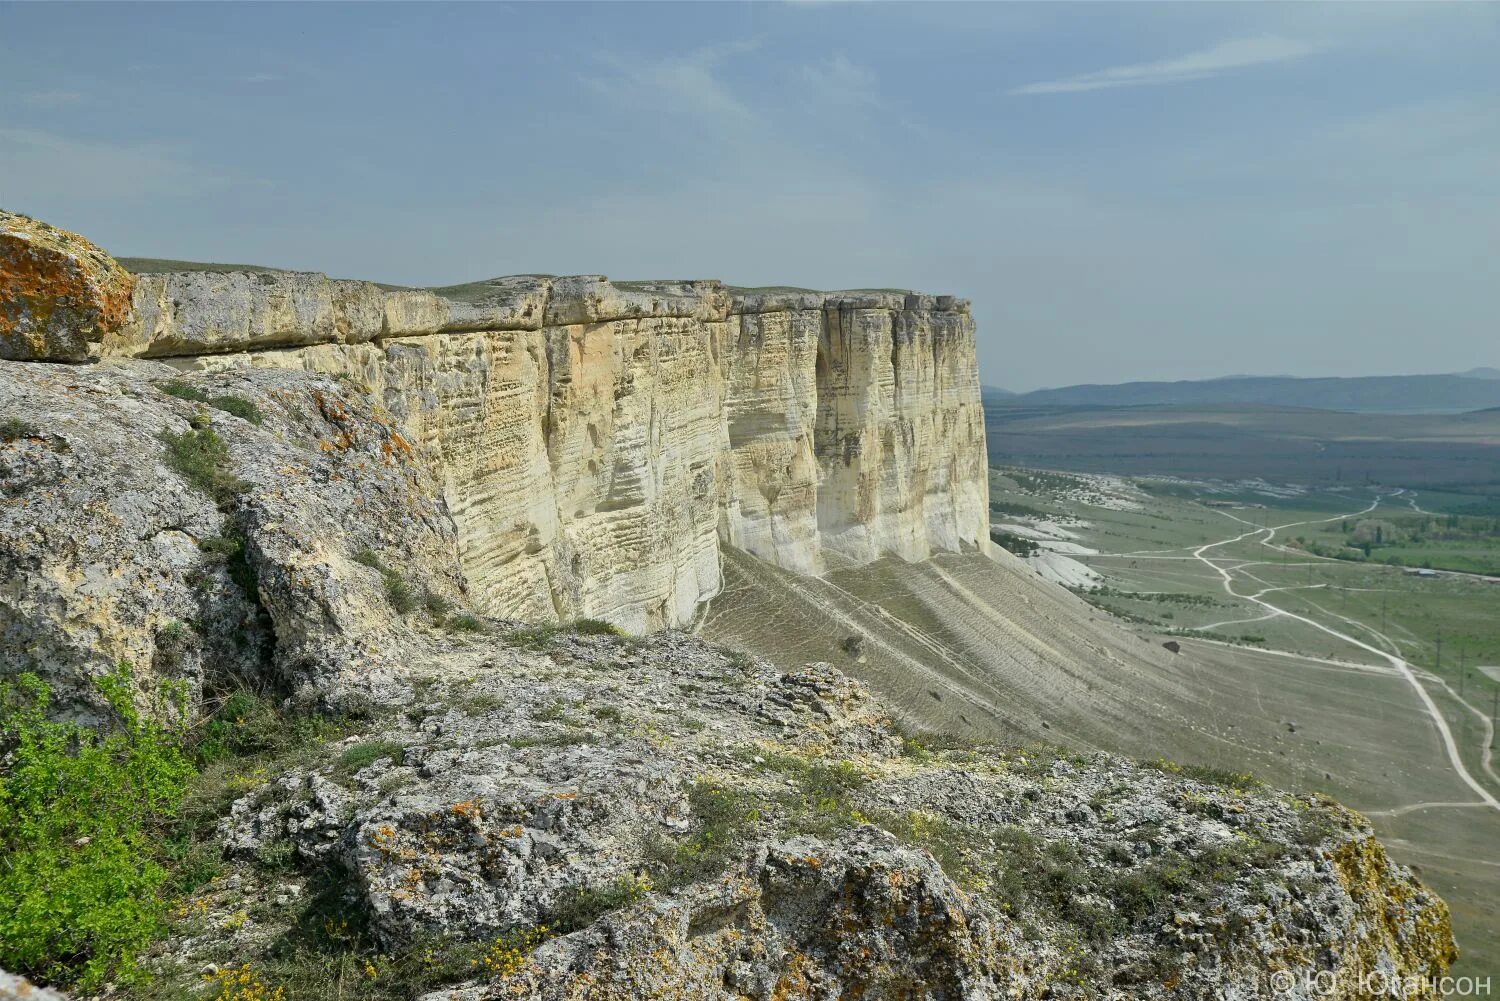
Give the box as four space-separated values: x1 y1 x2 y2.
0 326 1458 1001
167 633 1454 1000
0 212 1461 996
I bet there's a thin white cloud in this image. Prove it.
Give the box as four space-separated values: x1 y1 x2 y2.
0 128 232 200
799 54 877 107
20 90 84 108
242 73 283 84
584 40 762 123
1010 35 1325 95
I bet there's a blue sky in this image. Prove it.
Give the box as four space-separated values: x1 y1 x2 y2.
3 2 1497 389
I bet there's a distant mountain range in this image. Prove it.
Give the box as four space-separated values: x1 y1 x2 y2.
997 371 1500 415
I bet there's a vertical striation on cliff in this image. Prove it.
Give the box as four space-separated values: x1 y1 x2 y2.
100 268 988 632
0 212 986 632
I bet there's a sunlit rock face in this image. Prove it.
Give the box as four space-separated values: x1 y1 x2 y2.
101 274 987 632
0 213 986 632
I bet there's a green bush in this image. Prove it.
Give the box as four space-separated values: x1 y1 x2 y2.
548 873 652 933
989 529 1040 558
337 740 405 775
445 614 486 634
507 624 563 649
209 395 263 425
352 549 417 614
648 780 763 888
570 618 622 637
199 531 259 599
161 419 246 506
382 574 416 614
159 381 263 425
422 590 453 622
197 690 284 762
1 416 39 442
159 380 212 404
0 669 195 990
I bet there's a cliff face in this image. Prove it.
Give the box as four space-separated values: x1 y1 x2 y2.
100 268 987 632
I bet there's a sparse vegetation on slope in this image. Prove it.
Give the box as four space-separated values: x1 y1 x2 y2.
161 415 247 505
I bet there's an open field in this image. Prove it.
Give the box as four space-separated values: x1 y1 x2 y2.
701 467 1500 974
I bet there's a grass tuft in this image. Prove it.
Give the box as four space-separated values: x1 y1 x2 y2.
161 419 246 506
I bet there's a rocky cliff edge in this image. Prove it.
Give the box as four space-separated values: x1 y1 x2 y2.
1 209 987 634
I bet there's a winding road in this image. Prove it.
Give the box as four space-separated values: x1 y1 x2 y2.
1188 495 1500 812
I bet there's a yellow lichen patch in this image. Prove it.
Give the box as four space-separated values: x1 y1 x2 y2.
770 948 816 1001
451 797 484 820
1328 833 1457 981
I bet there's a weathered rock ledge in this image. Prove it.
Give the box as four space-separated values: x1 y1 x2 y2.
134 631 1454 999
1 210 988 633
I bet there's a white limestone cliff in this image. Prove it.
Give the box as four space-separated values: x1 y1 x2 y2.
96 272 988 632
0 209 988 635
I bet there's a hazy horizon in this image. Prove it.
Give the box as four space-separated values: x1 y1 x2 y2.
989 365 1500 395
3 2 1498 390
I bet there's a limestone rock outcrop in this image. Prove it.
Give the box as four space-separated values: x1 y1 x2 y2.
2 215 987 634
170 631 1454 999
0 362 465 711
0 211 135 362
0 214 1464 997
121 277 986 632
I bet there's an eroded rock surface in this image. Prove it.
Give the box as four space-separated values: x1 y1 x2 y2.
0 362 464 711
112 283 983 632
0 212 1461 995
173 633 1455 999
3 215 987 634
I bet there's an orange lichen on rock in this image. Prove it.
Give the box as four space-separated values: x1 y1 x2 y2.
0 209 136 361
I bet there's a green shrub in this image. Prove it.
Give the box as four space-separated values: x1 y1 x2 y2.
352 549 417 614
0 668 195 990
382 574 416 614
422 590 453 622
159 380 211 404
771 755 870 836
1147 758 1261 791
199 531 259 599
549 873 652 933
161 420 245 506
1 416 39 442
989 529 1040 557
160 381 263 425
570 618 622 636
648 780 763 888
446 614 486 633
209 395 263 425
197 690 284 762
254 840 297 872
507 624 562 649
337 740 405 775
